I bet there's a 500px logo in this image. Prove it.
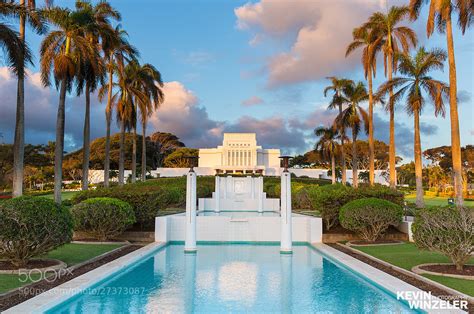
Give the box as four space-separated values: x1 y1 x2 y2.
18 268 73 283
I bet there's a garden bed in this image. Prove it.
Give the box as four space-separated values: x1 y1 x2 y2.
0 244 141 311
413 264 474 280
347 240 404 246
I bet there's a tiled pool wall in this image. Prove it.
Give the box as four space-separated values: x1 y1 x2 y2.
155 212 322 243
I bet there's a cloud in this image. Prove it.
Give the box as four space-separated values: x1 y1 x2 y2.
0 67 112 152
458 90 471 104
241 96 264 106
148 81 224 148
235 0 386 88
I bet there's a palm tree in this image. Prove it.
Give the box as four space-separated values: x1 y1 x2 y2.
335 81 370 188
40 6 96 203
409 0 472 207
324 77 352 185
133 63 164 181
75 0 119 191
377 47 448 208
99 25 137 187
5 0 44 197
346 26 382 187
315 126 345 184
114 60 148 185
365 6 418 189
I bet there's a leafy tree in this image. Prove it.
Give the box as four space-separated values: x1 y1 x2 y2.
164 148 198 168
149 132 185 166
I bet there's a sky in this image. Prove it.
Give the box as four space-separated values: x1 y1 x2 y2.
0 0 473 163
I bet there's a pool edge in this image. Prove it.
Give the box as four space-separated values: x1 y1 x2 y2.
4 242 167 314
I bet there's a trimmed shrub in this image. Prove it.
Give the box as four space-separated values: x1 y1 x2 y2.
0 196 73 267
339 198 403 241
307 184 357 229
412 206 474 271
71 197 135 241
357 185 404 206
72 177 215 228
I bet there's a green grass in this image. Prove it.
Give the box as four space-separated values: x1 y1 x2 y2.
39 191 78 201
355 243 474 296
405 194 474 207
0 243 122 294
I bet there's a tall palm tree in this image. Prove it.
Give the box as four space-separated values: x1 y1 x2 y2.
40 6 96 203
6 0 44 197
324 77 352 185
335 81 370 188
114 60 148 185
99 25 137 187
315 126 345 184
409 0 472 207
75 0 119 191
365 6 417 189
133 63 164 181
378 47 448 208
346 26 382 186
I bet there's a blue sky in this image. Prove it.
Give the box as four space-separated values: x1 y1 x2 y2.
0 0 472 162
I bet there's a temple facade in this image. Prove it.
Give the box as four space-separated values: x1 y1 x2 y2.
198 133 280 175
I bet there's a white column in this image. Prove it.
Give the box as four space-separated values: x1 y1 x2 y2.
185 170 197 252
257 176 263 213
215 176 220 213
280 172 292 253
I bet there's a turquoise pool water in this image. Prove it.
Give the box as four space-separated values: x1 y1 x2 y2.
47 244 419 313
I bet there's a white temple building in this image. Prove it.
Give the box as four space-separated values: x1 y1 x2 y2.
198 133 280 175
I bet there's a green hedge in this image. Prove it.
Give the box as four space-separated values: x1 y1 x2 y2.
306 184 404 230
0 196 73 267
71 197 135 241
339 198 403 241
72 177 214 228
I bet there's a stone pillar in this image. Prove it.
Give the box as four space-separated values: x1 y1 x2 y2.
185 170 197 253
258 176 263 213
215 175 220 213
280 171 292 253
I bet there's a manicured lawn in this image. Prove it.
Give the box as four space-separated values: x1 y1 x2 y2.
39 191 79 201
0 243 122 294
405 194 474 207
355 243 474 296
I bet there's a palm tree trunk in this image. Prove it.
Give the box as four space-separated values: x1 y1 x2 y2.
118 121 125 186
339 103 346 185
331 153 336 184
352 127 358 188
131 127 137 183
446 15 464 207
54 79 67 204
388 52 397 189
12 1 26 197
141 120 147 181
104 66 113 188
414 109 424 208
81 83 91 191
367 67 375 186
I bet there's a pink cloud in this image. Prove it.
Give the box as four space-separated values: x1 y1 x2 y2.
241 96 264 106
235 0 386 87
